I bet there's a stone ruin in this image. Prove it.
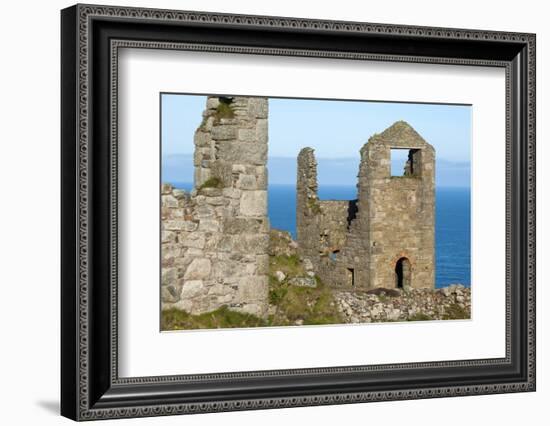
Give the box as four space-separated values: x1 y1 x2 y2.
297 121 436 290
161 95 435 318
161 96 269 317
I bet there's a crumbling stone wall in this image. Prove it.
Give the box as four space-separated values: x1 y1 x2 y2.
296 148 321 270
161 96 269 317
296 121 435 290
296 148 369 289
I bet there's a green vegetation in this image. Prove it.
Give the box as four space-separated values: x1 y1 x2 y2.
442 303 470 320
161 252 343 330
267 253 342 326
161 306 267 330
267 279 342 326
214 99 235 121
407 312 433 321
198 98 235 130
377 294 389 303
269 254 304 277
198 177 222 190
161 279 342 330
307 198 322 214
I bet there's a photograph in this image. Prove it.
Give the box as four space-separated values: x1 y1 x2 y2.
160 94 472 330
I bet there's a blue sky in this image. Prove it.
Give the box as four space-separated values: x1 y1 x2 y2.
162 94 471 187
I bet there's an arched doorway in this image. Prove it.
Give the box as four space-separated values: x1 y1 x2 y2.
395 257 411 288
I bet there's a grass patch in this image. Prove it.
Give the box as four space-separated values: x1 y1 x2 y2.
269 254 304 277
407 312 433 321
198 177 222 190
442 303 470 320
268 278 342 326
161 306 267 331
214 99 235 121
268 275 288 305
267 253 341 326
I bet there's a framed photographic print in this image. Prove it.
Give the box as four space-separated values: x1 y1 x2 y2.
61 4 536 421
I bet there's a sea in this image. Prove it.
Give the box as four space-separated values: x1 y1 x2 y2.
171 182 471 288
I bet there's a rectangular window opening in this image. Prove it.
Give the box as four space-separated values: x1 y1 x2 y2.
390 148 421 177
346 268 355 287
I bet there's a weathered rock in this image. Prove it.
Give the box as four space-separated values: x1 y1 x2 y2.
173 189 187 200
161 195 179 208
302 258 314 271
164 220 198 232
161 267 177 286
161 183 173 195
161 285 180 303
180 280 204 299
274 270 286 282
184 258 212 280
240 191 267 217
236 174 258 190
268 229 297 257
179 233 206 249
288 277 317 288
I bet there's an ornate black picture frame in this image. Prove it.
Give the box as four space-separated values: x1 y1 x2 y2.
61 3 536 421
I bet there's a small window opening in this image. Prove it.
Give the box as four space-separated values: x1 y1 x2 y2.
346 268 355 287
390 148 421 176
329 250 340 261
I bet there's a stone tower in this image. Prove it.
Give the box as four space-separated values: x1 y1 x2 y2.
296 120 435 290
360 121 435 289
161 96 270 317
296 148 321 270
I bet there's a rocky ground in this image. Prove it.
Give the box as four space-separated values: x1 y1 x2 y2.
269 228 471 324
164 229 471 330
334 284 471 323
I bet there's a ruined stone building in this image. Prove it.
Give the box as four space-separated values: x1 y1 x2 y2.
297 121 435 290
161 95 435 319
161 96 269 317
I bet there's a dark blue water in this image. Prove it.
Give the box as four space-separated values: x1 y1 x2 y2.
171 182 470 288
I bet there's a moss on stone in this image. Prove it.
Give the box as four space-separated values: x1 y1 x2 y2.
198 177 222 190
214 99 235 121
307 198 322 214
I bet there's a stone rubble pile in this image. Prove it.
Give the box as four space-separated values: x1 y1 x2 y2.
334 284 471 323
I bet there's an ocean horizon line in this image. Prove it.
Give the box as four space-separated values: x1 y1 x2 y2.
165 181 471 190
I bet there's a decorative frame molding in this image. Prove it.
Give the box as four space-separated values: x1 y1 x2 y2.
61 3 535 421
